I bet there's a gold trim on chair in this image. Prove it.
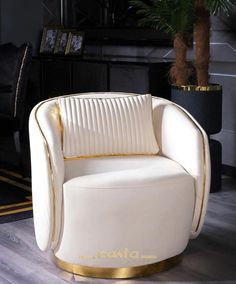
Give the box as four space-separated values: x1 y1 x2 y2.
34 100 58 242
169 101 208 233
64 153 157 161
151 96 209 234
54 254 182 279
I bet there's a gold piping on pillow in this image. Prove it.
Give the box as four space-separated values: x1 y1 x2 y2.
64 153 158 161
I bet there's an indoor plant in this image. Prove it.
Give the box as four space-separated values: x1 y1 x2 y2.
172 0 235 134
130 0 195 86
130 0 236 192
130 0 236 88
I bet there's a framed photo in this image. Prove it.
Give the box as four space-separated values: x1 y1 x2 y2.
40 26 61 53
54 29 74 54
65 32 84 55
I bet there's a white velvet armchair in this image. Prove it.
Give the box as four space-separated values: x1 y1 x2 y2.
29 92 210 278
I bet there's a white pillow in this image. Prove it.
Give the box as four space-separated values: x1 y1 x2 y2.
58 94 159 158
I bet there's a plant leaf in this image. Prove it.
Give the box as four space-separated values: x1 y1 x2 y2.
129 0 195 36
204 0 236 15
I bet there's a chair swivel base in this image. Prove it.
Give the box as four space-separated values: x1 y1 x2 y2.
54 254 182 279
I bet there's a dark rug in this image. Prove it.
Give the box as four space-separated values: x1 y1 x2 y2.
0 168 32 223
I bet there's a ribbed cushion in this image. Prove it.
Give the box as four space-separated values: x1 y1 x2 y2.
58 94 159 158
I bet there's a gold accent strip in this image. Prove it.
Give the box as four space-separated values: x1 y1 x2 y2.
0 169 31 182
172 84 222 92
0 206 32 216
25 196 32 201
64 153 157 161
14 45 29 117
0 176 31 192
54 254 182 279
0 201 32 210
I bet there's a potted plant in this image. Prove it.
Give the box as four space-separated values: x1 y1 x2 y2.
130 0 236 134
130 0 195 86
172 0 235 134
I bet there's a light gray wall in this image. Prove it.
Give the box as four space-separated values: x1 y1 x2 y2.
0 0 43 53
0 0 61 53
210 17 236 167
0 0 43 50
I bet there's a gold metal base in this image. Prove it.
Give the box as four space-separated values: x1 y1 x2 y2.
54 254 182 279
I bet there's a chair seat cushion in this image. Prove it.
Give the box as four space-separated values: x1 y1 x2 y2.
58 155 195 267
64 155 192 188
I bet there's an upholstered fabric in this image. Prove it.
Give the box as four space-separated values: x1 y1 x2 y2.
152 97 210 237
29 101 64 250
56 155 194 267
58 94 159 158
29 92 210 270
64 155 187 182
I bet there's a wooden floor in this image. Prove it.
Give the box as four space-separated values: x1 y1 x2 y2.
0 177 235 284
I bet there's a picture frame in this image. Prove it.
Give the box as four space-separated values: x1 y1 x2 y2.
40 26 61 53
54 29 74 54
65 32 84 55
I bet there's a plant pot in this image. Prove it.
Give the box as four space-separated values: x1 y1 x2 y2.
171 84 222 135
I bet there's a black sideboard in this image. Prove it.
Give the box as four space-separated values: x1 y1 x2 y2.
37 55 172 100
24 55 172 136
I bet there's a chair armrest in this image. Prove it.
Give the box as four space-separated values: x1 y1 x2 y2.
29 99 64 251
152 97 211 238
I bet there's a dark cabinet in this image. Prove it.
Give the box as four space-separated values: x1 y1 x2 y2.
21 56 171 169
110 64 149 93
38 56 171 101
23 58 41 140
149 63 172 100
73 62 108 93
41 58 72 100
26 58 41 110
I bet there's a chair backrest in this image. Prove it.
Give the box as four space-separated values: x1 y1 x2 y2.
58 93 159 159
0 42 32 129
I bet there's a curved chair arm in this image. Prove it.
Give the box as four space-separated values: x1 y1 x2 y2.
29 99 64 251
152 97 211 238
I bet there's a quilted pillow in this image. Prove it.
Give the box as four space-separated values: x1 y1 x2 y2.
58 94 159 158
